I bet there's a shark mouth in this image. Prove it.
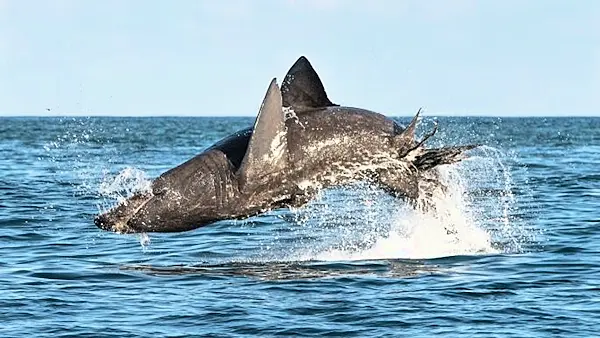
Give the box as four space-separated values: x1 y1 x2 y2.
95 192 154 233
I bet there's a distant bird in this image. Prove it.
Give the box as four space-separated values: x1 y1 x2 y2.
46 108 51 112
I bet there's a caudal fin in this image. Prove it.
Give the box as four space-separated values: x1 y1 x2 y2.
394 109 478 172
378 109 478 201
413 144 479 172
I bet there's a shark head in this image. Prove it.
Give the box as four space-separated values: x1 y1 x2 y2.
94 79 289 233
94 150 234 233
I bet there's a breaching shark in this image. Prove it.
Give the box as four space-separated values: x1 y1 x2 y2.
95 56 476 233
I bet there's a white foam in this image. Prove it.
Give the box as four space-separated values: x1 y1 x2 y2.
313 195 496 260
284 148 527 261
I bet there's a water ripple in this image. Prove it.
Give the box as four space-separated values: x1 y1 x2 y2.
1 117 599 337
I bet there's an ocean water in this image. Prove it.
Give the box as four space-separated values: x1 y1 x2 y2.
1 116 598 337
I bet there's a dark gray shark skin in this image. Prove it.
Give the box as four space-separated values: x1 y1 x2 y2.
95 56 476 233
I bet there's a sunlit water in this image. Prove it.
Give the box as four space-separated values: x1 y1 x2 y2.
1 116 598 337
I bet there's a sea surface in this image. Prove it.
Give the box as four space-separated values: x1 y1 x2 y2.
0 116 598 337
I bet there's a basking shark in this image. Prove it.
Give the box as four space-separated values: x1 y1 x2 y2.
95 56 475 233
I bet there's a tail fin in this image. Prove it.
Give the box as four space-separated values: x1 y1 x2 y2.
410 144 478 205
395 108 477 172
413 144 479 172
377 109 478 200
394 108 440 158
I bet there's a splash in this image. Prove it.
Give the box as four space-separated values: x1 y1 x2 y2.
97 167 152 213
276 146 528 261
139 233 151 251
311 169 494 260
459 146 535 252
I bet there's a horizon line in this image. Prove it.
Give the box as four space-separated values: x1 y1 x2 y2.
0 114 598 118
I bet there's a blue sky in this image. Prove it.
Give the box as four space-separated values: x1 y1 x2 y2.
1 0 599 116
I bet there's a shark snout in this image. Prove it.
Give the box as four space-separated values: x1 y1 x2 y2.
94 193 154 233
94 210 136 234
94 213 111 231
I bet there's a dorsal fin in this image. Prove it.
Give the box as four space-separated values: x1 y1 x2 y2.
281 56 337 110
237 78 288 189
